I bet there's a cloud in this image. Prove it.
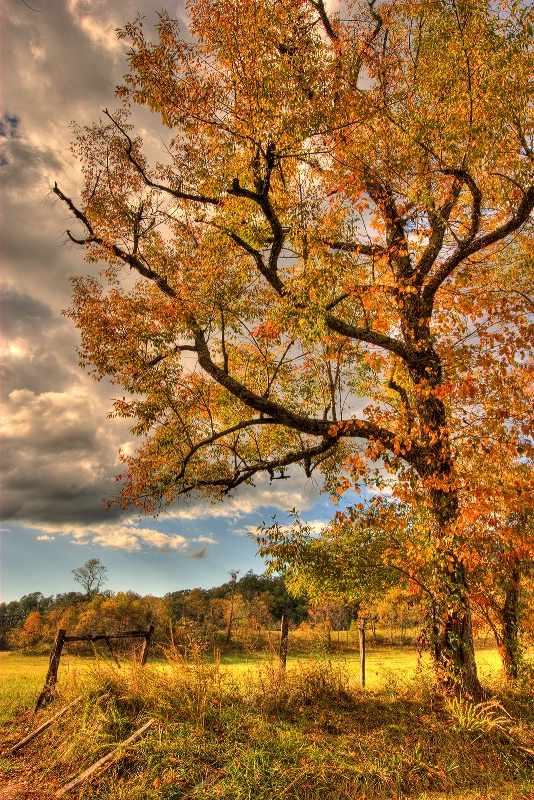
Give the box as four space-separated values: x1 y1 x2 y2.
37 534 55 541
66 0 129 55
188 547 207 560
164 469 324 522
1 388 131 526
193 536 218 544
1 0 216 542
1 0 335 564
0 382 327 531
24 519 189 552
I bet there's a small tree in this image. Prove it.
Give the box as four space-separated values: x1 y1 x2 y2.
72 558 108 598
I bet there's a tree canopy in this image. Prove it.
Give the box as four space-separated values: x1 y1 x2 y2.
55 0 534 696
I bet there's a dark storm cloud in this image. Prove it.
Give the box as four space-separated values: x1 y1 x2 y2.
1 291 75 397
1 133 63 190
1 289 53 333
1 0 312 548
1 0 184 534
3 2 118 118
1 388 127 525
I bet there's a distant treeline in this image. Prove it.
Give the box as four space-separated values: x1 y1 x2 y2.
0 571 426 655
0 571 308 653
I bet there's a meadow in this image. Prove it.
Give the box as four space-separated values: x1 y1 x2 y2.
1 643 533 800
0 642 505 724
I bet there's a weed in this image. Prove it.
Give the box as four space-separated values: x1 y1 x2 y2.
445 696 513 737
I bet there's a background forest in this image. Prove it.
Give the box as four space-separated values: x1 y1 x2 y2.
2 562 531 672
0 564 423 655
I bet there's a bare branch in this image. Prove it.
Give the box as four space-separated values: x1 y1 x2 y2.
53 183 178 299
104 110 221 206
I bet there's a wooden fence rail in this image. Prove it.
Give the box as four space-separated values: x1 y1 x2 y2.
55 719 155 797
35 625 154 712
11 697 83 754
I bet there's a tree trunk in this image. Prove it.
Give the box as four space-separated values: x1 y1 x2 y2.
426 486 483 699
432 568 481 698
499 565 522 681
225 570 239 644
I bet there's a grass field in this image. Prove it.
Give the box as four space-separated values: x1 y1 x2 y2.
1 646 533 799
0 643 506 722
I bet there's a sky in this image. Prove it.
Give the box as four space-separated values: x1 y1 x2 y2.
1 0 351 603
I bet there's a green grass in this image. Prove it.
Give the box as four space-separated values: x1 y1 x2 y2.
0 651 88 724
0 644 512 724
1 646 533 799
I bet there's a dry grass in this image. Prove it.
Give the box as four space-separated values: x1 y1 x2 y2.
1 647 533 799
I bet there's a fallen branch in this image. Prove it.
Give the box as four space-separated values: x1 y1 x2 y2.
55 719 155 797
11 697 83 754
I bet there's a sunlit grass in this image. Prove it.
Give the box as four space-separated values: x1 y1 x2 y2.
1 642 534 799
0 650 111 723
0 641 514 725
1 646 532 800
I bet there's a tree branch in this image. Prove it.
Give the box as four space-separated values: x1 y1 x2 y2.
146 344 197 368
325 312 411 361
104 110 221 206
165 437 339 497
423 184 534 302
227 155 286 295
307 0 338 41
189 319 417 462
440 166 482 243
364 175 412 279
176 417 280 480
325 239 385 258
415 180 463 283
53 183 179 299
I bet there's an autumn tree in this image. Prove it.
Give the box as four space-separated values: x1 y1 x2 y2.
54 0 534 696
458 456 534 680
72 558 108 598
259 501 426 650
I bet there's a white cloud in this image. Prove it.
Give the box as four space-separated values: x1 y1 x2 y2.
66 0 127 55
193 536 218 544
164 469 323 521
29 519 189 552
37 534 55 541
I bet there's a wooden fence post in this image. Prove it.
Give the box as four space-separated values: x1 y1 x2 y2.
140 624 154 665
358 618 366 688
279 614 289 670
35 629 66 712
